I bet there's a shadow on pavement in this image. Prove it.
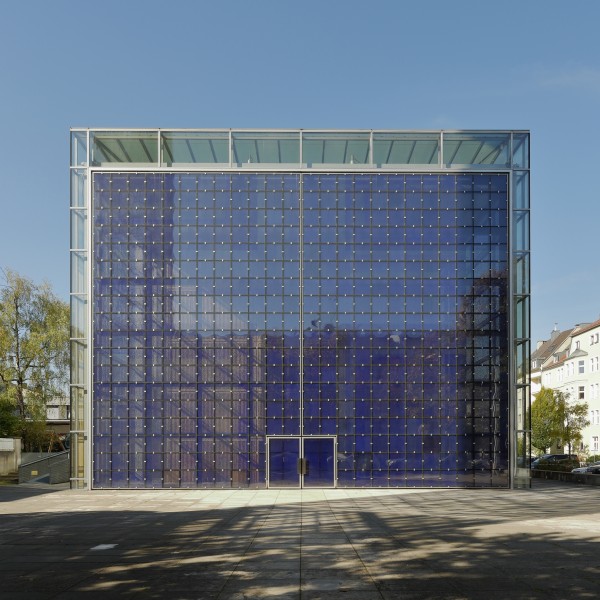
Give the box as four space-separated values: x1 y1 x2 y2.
0 486 598 599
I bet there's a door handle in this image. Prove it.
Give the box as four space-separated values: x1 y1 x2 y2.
297 458 308 475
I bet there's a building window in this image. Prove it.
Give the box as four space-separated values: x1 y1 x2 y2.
593 437 599 452
579 386 585 400
576 341 581 350
578 360 585 374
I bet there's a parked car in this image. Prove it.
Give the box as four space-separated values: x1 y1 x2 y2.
571 460 600 474
517 456 533 468
531 454 580 471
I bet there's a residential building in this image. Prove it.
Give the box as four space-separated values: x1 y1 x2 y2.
539 319 600 455
531 326 573 398
69 129 531 489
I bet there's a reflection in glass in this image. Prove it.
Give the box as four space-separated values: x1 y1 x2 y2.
91 171 512 489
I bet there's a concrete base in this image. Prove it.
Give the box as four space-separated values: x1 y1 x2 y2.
0 438 21 476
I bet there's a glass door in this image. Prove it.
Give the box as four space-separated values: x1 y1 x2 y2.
268 437 301 488
303 437 335 488
267 437 335 488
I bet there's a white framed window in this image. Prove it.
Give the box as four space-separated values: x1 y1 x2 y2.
579 360 585 374
593 437 599 452
576 341 581 350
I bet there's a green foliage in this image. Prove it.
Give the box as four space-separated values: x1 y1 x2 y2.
556 392 590 455
0 269 69 446
530 387 558 454
530 387 590 456
0 397 20 437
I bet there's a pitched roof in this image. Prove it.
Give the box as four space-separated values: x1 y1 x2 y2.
531 328 574 363
571 318 600 337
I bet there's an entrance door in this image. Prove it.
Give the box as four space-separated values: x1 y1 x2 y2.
267 437 336 488
268 438 301 488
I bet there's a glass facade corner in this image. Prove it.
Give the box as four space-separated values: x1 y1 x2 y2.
70 128 530 489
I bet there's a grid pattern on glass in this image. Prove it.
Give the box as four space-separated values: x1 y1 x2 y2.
92 171 510 489
302 173 509 487
92 173 300 487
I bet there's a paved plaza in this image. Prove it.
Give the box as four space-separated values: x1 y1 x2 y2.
0 480 598 599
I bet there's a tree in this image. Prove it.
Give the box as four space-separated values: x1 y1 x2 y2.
0 269 69 446
555 391 590 456
530 387 590 456
530 387 559 454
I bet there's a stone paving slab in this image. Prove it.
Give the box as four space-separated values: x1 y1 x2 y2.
0 480 599 599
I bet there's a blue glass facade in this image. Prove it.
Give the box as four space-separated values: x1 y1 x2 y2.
91 170 511 488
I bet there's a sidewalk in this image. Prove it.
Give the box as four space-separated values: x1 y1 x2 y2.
0 480 598 599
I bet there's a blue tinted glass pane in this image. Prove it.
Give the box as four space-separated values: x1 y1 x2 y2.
269 438 300 487
303 438 335 487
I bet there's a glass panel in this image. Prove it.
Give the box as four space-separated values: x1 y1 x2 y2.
373 132 439 165
513 210 530 251
268 438 300 487
88 169 516 489
512 133 529 169
302 172 510 488
70 209 86 251
70 251 86 294
232 132 299 164
70 431 86 482
71 131 88 166
302 132 370 164
90 131 158 165
516 429 531 471
162 131 229 165
71 340 86 386
70 386 85 431
516 385 530 430
514 252 529 295
513 171 529 210
515 295 530 341
515 340 530 386
70 169 87 208
70 294 87 339
303 438 335 487
444 133 510 166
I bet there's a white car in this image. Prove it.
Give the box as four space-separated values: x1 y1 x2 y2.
571 460 600 474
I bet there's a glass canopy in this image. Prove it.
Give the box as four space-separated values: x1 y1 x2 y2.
72 129 529 169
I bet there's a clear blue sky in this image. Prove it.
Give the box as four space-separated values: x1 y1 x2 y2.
0 1 597 343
